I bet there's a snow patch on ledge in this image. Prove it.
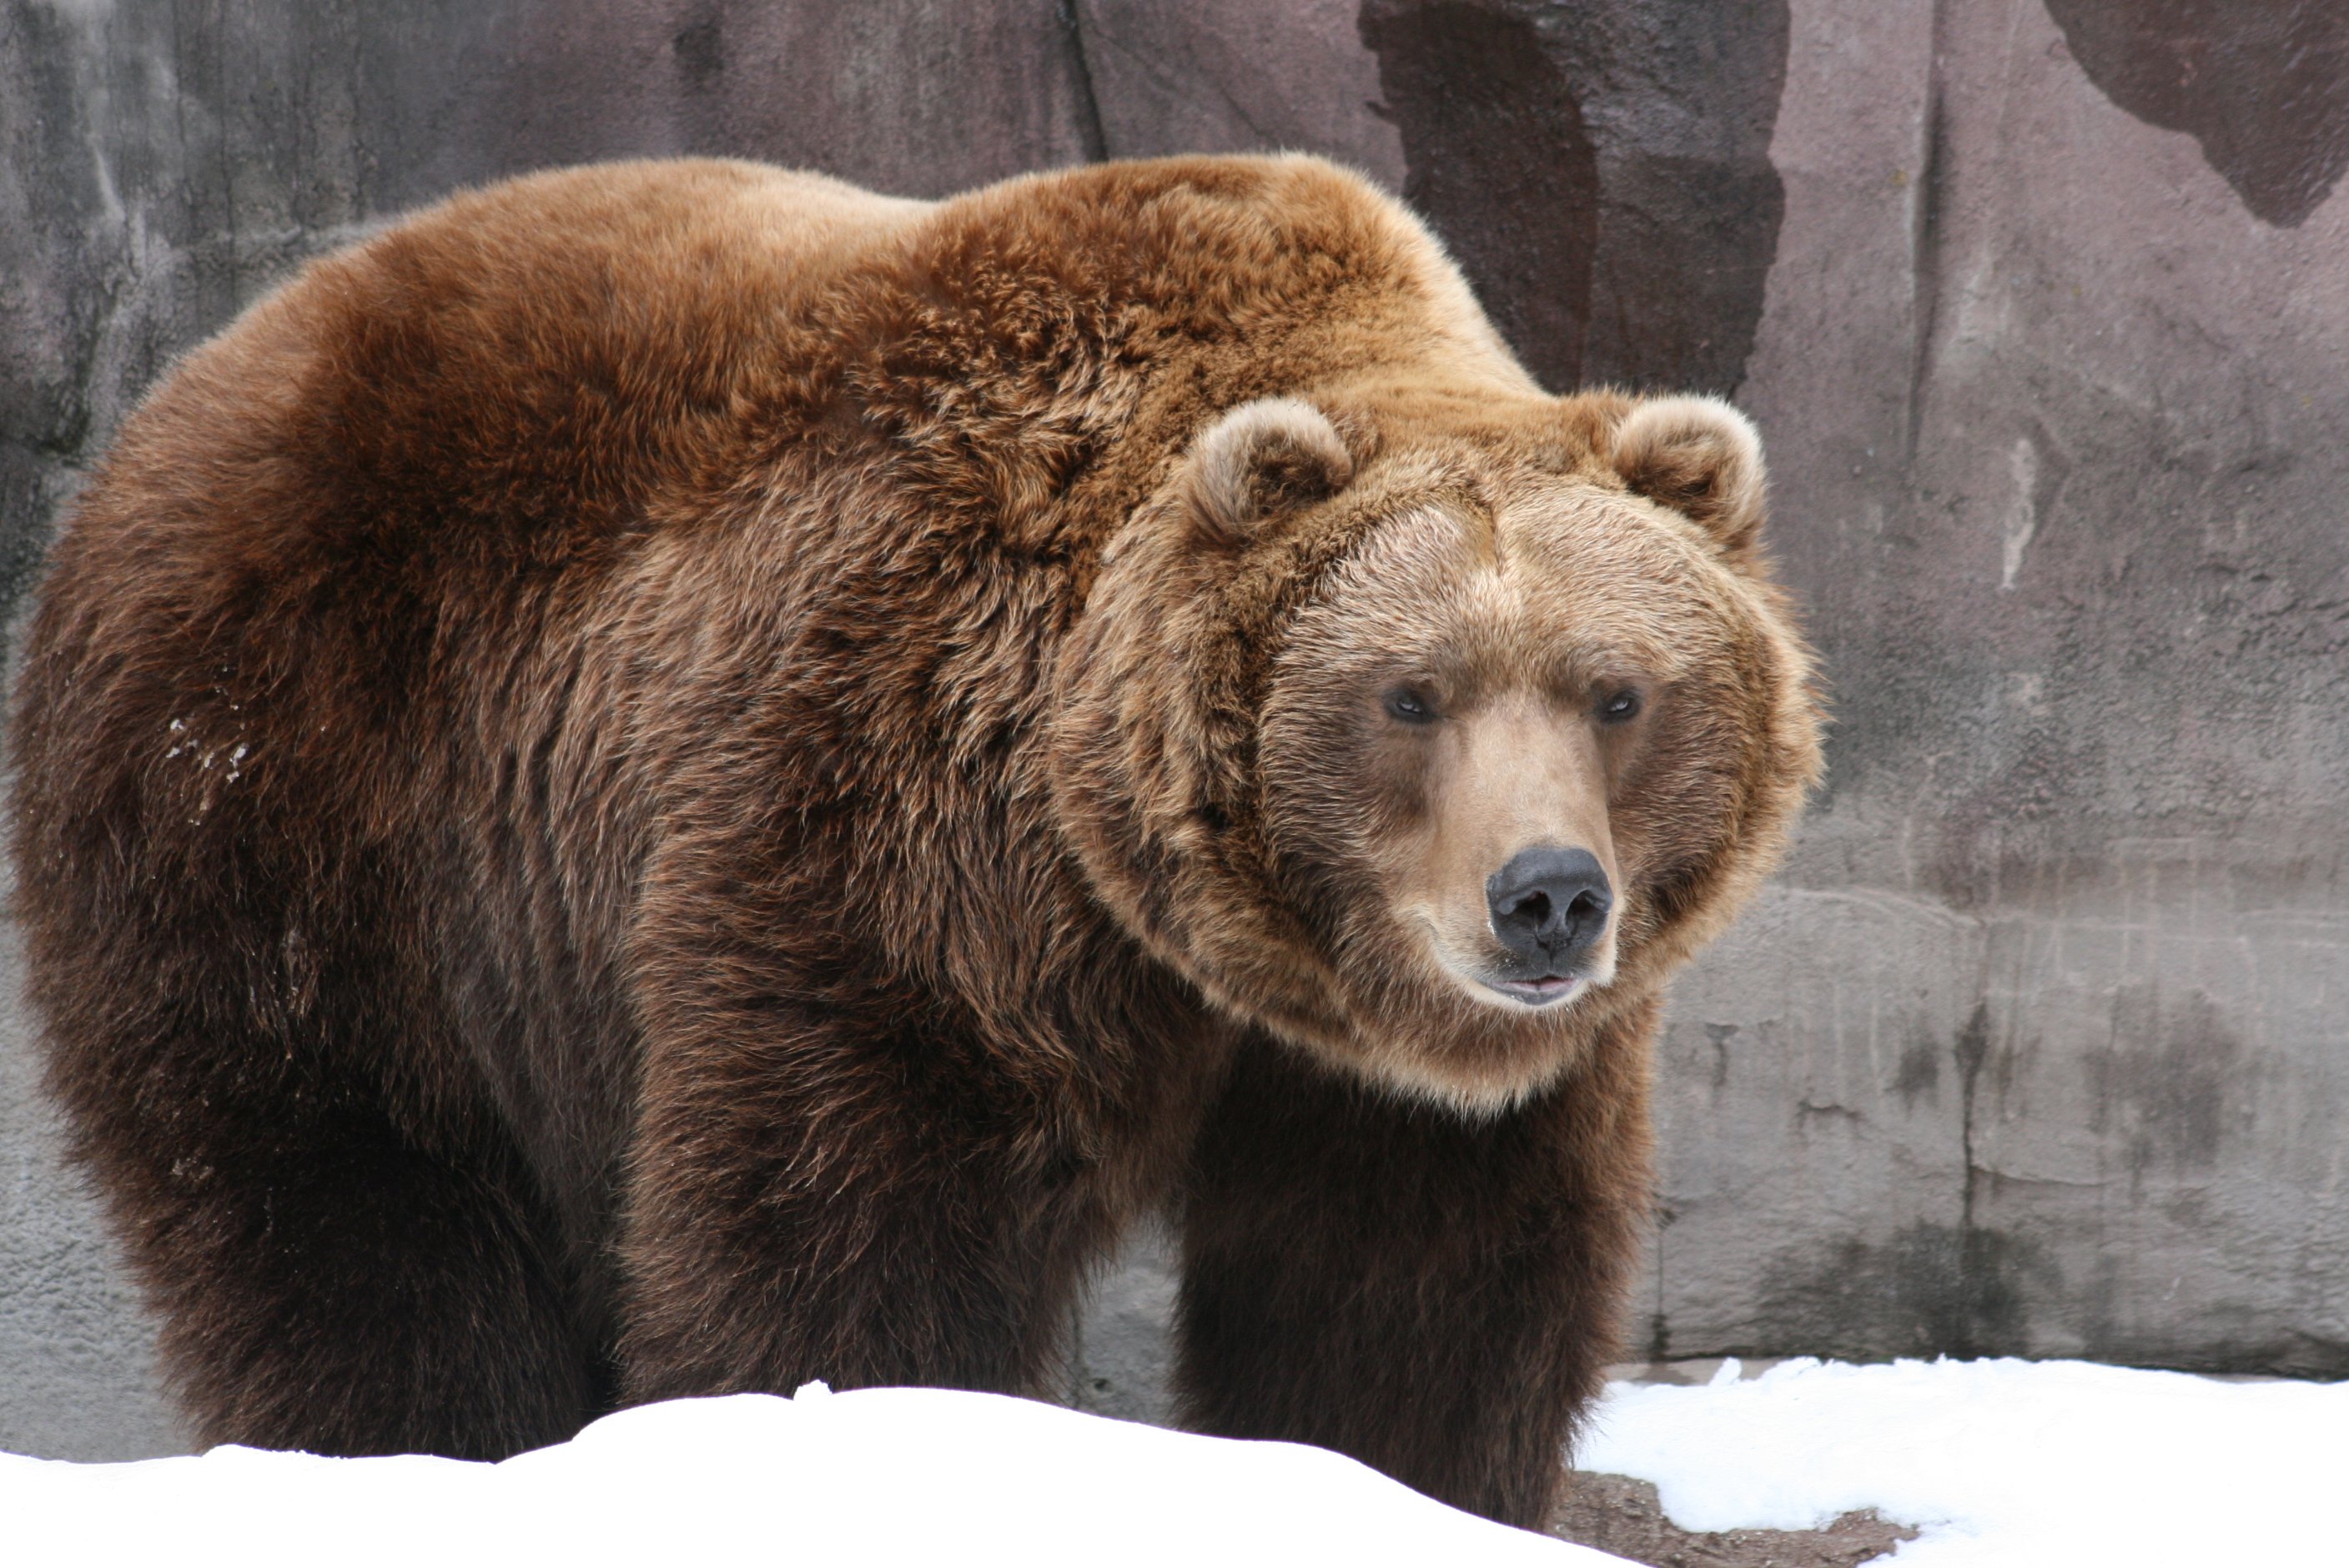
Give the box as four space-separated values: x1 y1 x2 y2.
1580 1355 2349 1566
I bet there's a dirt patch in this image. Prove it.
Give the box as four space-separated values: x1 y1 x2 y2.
1548 1471 1917 1566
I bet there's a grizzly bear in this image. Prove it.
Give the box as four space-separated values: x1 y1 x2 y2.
8 154 1820 1526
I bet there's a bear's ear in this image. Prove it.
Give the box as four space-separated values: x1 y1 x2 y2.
1611 395 1768 558
1182 397 1356 544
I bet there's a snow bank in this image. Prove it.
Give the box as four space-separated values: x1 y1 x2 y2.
24 1352 2332 1564
0 1384 1625 1565
1579 1355 2349 1566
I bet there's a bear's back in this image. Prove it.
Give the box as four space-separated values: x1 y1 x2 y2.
78 159 925 611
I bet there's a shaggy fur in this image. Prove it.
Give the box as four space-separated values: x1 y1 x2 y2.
8 154 1821 1526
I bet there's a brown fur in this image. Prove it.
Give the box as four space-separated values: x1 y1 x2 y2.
8 154 1821 1525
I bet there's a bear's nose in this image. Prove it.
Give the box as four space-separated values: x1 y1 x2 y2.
1486 847 1612 965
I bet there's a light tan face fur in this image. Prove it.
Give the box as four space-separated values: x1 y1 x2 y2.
1386 690 1623 1008
1054 390 1816 1118
1261 466 1723 1098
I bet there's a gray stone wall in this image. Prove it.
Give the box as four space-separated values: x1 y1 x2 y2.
3 0 2344 1460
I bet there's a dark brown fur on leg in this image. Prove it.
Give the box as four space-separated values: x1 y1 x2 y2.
30 942 608 1459
611 820 1220 1405
12 632 612 1456
616 1003 1119 1404
133 1110 607 1460
1174 1023 1653 1529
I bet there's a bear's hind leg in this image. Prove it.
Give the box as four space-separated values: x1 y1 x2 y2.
1171 1034 1652 1529
58 1052 607 1460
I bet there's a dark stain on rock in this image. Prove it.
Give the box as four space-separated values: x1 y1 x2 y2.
1742 1004 2058 1360
2085 984 2247 1188
1754 1221 2060 1361
672 5 727 88
2045 0 2349 226
2227 1328 2349 1381
1703 1022 1738 1091
1646 1200 1677 1363
1360 0 1789 395
1360 1 1600 389
1954 999 1997 1247
1953 1001 1992 1093
1893 1037 1942 1110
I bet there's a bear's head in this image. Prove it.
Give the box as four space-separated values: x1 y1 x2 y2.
1052 387 1823 1113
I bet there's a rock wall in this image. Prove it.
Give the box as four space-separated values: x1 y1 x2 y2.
3 0 2342 1458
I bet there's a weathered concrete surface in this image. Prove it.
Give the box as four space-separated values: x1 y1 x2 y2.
0 868 184 1459
3 0 2345 1459
1069 1220 1180 1426
1656 0 2349 1378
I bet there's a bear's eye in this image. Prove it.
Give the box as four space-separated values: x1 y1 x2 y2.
1599 689 1642 724
1383 686 1439 725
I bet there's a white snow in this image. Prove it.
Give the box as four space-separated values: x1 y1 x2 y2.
0 1383 1625 1566
13 1357 2343 1565
1578 1355 2349 1566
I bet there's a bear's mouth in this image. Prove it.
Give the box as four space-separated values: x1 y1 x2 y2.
1485 975 1581 1007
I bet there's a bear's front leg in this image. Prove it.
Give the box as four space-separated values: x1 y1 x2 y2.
1172 1024 1655 1529
615 990 1115 1405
